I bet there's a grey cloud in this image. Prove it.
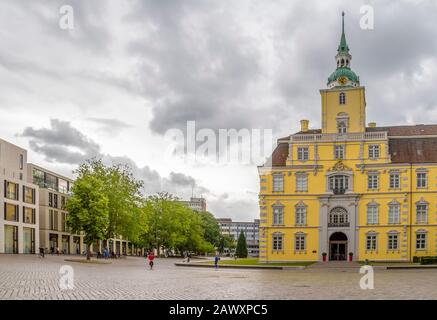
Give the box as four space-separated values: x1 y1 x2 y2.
127 0 262 134
20 119 101 164
87 117 132 135
19 119 211 198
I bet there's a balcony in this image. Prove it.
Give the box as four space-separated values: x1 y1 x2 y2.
332 188 346 195
328 222 350 228
291 131 387 143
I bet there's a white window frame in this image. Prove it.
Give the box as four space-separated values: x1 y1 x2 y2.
368 145 380 159
416 203 428 224
366 234 377 251
295 205 306 226
367 174 379 190
272 174 284 192
389 173 400 189
416 232 427 250
387 233 399 250
295 233 306 251
297 147 309 161
329 175 349 192
388 203 400 224
416 172 427 189
337 122 347 134
272 234 283 251
272 206 284 226
296 174 308 192
366 205 379 225
339 92 346 105
334 145 345 159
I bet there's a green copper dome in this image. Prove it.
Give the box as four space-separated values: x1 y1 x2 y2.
327 67 359 84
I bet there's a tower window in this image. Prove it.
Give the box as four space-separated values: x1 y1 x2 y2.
337 122 347 134
339 92 346 104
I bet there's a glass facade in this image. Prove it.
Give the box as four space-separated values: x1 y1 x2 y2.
4 203 18 221
23 227 35 254
23 207 35 224
4 225 18 254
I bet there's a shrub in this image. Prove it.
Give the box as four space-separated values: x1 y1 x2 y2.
420 256 437 265
412 256 419 263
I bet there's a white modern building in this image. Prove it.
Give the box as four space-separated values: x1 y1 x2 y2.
0 138 39 254
216 218 260 257
179 197 207 212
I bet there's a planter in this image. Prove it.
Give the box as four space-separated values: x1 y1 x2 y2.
322 252 327 262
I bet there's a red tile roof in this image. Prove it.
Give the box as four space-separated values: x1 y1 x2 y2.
270 143 289 167
367 124 437 136
389 138 437 163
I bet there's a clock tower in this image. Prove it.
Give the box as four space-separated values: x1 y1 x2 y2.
320 12 366 134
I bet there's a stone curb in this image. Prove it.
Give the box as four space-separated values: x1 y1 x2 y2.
386 265 437 270
174 263 306 270
64 259 112 264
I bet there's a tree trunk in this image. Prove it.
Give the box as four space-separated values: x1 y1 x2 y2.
86 243 92 260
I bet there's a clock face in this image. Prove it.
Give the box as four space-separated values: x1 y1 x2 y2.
338 76 348 85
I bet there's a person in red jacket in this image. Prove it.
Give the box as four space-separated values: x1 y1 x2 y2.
147 251 155 270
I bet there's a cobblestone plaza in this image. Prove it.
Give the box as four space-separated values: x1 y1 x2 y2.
1 255 437 299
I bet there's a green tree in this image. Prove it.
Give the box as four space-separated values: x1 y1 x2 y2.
66 174 109 260
218 234 235 254
198 211 221 247
235 232 248 258
74 159 147 246
142 193 216 256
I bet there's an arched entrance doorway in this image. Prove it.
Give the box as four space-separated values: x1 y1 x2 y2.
329 232 347 261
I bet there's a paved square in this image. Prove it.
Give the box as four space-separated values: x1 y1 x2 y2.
1 255 437 299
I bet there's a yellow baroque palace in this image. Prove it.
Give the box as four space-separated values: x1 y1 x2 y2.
258 14 437 263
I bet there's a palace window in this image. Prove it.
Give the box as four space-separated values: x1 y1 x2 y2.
4 181 19 200
367 174 379 190
416 232 427 250
334 145 345 159
295 233 306 251
272 207 284 226
389 173 400 189
337 122 347 134
366 205 379 225
366 233 377 251
388 203 400 224
295 205 307 225
272 234 283 251
416 172 427 188
328 207 349 227
297 147 309 161
272 174 283 192
368 145 380 159
339 92 346 105
329 175 349 194
296 174 308 192
416 203 428 224
387 232 399 250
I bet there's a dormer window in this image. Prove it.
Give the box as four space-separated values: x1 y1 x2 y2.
339 92 346 104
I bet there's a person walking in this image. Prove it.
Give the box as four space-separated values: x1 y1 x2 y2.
147 251 155 270
39 247 45 258
214 254 220 270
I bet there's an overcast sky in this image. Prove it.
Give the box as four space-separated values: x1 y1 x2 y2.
1 0 437 220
